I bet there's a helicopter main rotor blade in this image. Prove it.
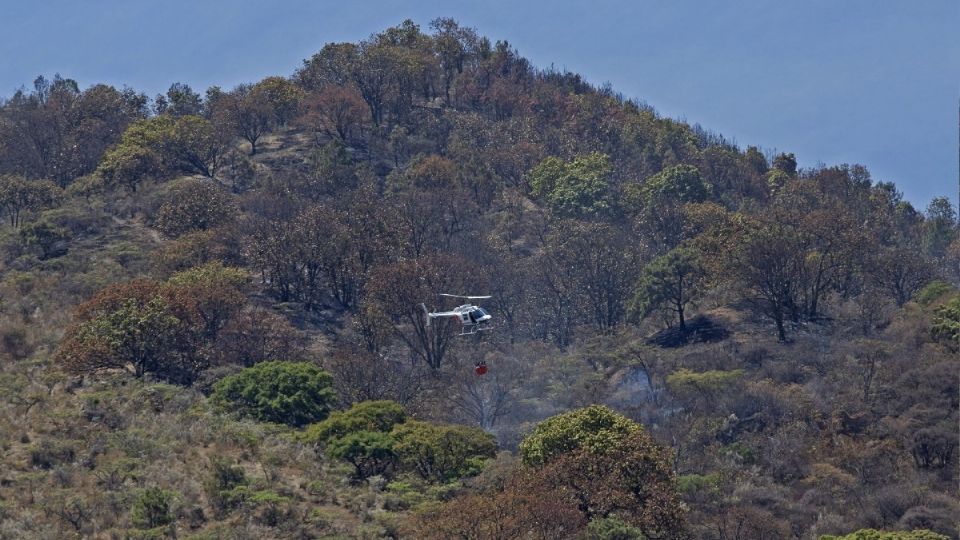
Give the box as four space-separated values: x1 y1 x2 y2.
439 293 492 299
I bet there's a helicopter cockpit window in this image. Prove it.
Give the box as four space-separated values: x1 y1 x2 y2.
472 308 488 319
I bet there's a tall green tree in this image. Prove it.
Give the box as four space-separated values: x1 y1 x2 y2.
530 152 613 217
629 246 705 331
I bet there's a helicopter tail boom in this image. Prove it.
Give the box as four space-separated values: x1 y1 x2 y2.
421 303 431 327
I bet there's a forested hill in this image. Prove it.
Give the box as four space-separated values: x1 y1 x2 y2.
0 18 957 539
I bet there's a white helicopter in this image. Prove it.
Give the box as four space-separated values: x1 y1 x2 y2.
421 294 493 336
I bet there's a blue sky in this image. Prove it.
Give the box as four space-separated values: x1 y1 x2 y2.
2 0 957 207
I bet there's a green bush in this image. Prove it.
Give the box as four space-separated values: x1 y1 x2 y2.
131 487 176 529
676 473 721 494
326 430 398 480
203 459 249 515
820 529 950 540
931 296 960 347
302 400 406 444
915 280 956 307
391 420 497 482
211 361 336 427
585 517 646 539
519 405 640 466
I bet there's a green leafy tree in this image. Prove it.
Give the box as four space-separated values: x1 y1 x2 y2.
164 114 228 177
523 421 685 538
931 296 960 348
203 459 249 516
95 116 171 192
923 196 957 259
19 219 71 259
519 405 642 466
155 179 238 238
772 152 797 175
626 164 710 249
326 430 398 480
211 361 336 427
391 420 497 482
629 246 704 330
301 400 406 444
131 487 176 529
57 296 184 379
530 152 613 217
634 164 711 207
0 175 62 227
585 517 646 539
253 76 304 126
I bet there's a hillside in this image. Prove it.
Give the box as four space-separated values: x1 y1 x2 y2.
0 18 957 539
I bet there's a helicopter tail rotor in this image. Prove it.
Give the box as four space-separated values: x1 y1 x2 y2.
421 303 431 327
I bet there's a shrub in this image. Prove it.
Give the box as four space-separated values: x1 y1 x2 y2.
820 530 950 540
326 430 398 480
585 517 646 540
518 405 640 466
915 281 956 307
131 487 176 529
302 400 406 445
155 179 238 238
203 459 248 515
391 420 497 482
211 361 336 427
931 296 960 348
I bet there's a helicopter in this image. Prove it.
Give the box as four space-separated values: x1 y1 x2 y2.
421 294 493 336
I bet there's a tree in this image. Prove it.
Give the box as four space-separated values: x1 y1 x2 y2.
155 179 238 238
820 530 950 540
253 76 304 126
931 296 960 349
630 246 705 331
772 152 797 175
221 84 273 155
301 400 407 444
626 164 711 250
19 219 71 259
430 18 480 104
410 476 586 539
364 255 484 369
296 42 359 90
97 114 227 189
0 175 62 227
518 405 642 467
721 214 808 342
164 114 228 178
326 430 398 480
0 77 146 185
633 164 711 207
56 268 251 383
391 420 497 482
214 309 305 367
94 116 170 192
162 82 203 117
58 294 188 379
531 430 685 537
923 197 957 260
131 487 176 529
529 152 613 217
869 245 934 306
327 348 423 406
211 361 336 427
300 85 368 142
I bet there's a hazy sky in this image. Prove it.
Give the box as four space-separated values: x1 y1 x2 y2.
2 0 957 207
